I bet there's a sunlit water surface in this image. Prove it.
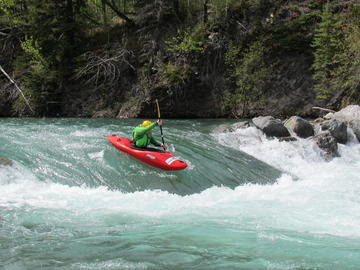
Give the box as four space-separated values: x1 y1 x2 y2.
1 118 360 270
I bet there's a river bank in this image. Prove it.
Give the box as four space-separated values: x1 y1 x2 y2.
2 1 358 119
1 53 318 119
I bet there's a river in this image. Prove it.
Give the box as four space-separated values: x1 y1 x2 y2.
1 118 360 269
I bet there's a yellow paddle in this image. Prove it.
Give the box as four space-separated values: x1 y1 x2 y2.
155 99 166 150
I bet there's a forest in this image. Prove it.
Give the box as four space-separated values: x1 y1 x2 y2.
0 0 359 118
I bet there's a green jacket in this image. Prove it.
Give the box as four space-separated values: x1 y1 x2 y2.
131 122 161 148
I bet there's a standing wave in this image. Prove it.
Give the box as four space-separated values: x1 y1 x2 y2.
1 118 360 270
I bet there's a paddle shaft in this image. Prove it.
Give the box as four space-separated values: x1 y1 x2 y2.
156 99 166 150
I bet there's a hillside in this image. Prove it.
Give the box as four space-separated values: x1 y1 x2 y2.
0 0 359 118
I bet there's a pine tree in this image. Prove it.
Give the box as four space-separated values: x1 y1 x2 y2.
311 2 342 100
330 6 360 107
223 38 270 117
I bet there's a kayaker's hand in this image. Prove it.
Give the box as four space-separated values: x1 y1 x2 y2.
157 120 163 126
161 144 167 149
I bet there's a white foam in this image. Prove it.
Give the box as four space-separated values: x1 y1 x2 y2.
1 162 360 238
88 150 104 161
209 127 360 237
1 122 360 239
71 258 147 270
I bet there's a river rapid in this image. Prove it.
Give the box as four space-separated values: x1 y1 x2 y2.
1 118 360 270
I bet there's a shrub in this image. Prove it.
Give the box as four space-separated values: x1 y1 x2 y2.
223 38 270 116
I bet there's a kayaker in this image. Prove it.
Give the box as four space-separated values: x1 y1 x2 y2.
132 120 167 149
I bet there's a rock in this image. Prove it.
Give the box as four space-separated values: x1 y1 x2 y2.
321 119 348 144
279 136 297 142
0 157 13 167
313 132 340 161
324 112 334 119
212 121 250 133
212 125 235 133
313 117 325 123
284 116 314 138
349 120 360 142
116 98 142 119
331 105 360 143
252 116 290 138
92 110 116 118
232 121 250 130
333 104 360 122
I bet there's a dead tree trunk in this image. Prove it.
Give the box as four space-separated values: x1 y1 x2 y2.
203 0 211 24
102 0 135 26
0 65 34 114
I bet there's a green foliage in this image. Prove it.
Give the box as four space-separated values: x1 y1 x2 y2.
224 41 241 69
0 0 14 13
20 37 44 67
12 87 33 115
223 38 270 116
0 0 18 25
2 0 360 117
311 3 343 99
158 62 190 86
270 5 321 53
208 0 236 17
330 8 360 106
3 0 89 115
12 69 54 115
308 0 322 9
10 56 56 115
12 37 55 115
164 63 183 84
166 28 204 56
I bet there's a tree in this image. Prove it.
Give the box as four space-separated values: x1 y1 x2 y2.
330 5 360 107
102 0 135 25
224 39 270 117
203 0 210 24
311 2 342 99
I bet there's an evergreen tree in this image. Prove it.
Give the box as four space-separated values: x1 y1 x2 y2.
311 2 342 100
224 38 270 117
330 5 360 107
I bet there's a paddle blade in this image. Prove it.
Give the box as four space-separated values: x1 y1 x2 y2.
155 99 161 119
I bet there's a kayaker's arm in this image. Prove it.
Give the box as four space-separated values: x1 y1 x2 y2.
149 135 161 147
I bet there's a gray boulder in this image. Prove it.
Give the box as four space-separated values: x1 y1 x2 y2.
349 120 360 142
313 132 340 161
324 112 334 120
212 121 250 133
212 124 235 133
278 136 297 142
232 121 250 130
284 116 314 138
92 110 116 118
0 157 13 167
333 104 360 122
332 105 360 143
321 119 348 144
313 118 325 123
252 116 290 138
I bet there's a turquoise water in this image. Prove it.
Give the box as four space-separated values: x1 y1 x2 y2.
1 118 360 270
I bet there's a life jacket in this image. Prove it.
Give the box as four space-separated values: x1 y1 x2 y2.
132 129 151 147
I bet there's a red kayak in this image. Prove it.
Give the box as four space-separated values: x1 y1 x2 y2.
107 136 187 171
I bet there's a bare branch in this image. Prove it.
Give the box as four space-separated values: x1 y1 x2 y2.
312 107 336 113
0 65 34 114
74 45 135 88
102 0 135 25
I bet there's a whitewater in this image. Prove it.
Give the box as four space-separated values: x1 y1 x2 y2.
1 118 360 270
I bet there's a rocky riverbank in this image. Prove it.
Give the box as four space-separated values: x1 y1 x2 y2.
213 105 360 161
